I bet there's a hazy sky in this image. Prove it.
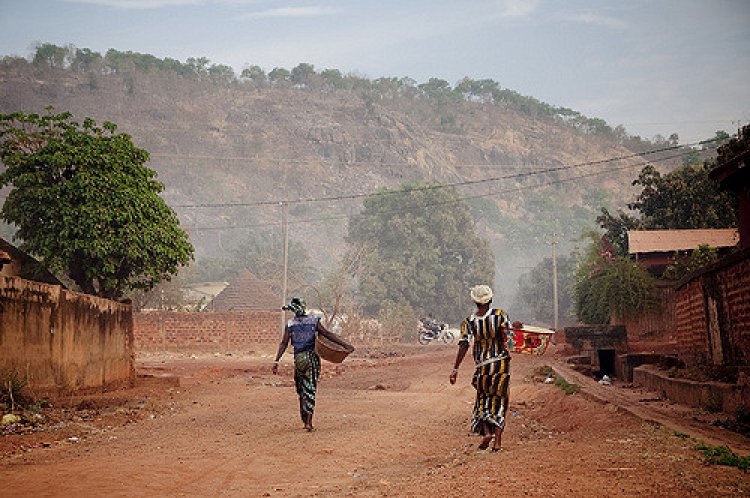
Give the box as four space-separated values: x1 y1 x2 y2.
1 0 748 143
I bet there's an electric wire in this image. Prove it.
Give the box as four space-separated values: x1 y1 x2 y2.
184 148 696 231
172 138 718 209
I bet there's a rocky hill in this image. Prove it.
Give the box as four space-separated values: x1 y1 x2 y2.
0 53 690 304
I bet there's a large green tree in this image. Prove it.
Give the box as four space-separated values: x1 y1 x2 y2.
0 110 193 299
629 162 736 229
346 183 494 323
595 207 640 256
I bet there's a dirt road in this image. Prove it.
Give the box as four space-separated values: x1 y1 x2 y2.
1 347 748 497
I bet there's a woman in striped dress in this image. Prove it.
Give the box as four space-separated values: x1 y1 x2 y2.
450 285 521 452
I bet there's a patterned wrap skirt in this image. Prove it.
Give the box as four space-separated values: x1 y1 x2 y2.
470 355 510 434
294 350 321 421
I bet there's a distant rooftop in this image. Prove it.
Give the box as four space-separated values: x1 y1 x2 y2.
628 229 739 254
207 270 279 312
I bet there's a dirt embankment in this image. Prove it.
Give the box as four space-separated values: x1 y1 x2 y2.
1 346 748 497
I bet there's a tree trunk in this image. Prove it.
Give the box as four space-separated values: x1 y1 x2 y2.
68 254 96 295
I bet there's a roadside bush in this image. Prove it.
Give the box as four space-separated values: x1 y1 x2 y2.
554 375 581 395
574 236 658 324
1 369 29 410
696 444 750 471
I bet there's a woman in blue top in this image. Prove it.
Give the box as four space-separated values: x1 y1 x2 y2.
272 297 348 432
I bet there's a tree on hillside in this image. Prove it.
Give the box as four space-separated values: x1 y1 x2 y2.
241 65 267 87
207 63 236 84
346 183 494 323
0 110 194 299
320 68 345 90
417 78 454 103
70 47 103 73
32 42 70 68
371 77 402 100
268 67 291 85
291 63 316 87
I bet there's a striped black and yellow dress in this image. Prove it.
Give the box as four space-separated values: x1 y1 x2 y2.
459 308 511 435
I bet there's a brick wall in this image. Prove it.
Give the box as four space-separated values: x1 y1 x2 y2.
133 311 282 351
0 275 134 394
674 249 750 367
674 279 708 365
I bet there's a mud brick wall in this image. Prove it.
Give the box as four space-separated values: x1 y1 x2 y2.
674 279 708 365
0 275 134 394
133 311 282 351
674 250 750 367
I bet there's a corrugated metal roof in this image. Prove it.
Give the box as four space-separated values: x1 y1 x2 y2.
628 229 739 254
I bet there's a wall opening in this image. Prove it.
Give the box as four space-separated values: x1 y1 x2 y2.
597 349 616 377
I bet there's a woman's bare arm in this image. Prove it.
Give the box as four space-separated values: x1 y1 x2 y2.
272 326 290 374
450 341 469 384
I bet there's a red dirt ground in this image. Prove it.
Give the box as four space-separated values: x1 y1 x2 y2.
1 345 748 497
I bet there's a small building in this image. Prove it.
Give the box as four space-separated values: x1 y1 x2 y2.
628 228 739 276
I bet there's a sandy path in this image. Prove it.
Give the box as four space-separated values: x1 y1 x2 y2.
1 348 747 497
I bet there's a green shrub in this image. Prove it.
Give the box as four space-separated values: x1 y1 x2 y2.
1 369 28 409
554 375 580 395
696 444 750 471
574 237 658 324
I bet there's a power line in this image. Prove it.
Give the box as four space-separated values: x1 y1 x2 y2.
184 147 696 231
173 139 716 209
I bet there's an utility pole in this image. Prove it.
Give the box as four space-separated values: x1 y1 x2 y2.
551 232 559 331
279 201 289 340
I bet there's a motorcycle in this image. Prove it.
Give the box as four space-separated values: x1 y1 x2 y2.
417 320 455 345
